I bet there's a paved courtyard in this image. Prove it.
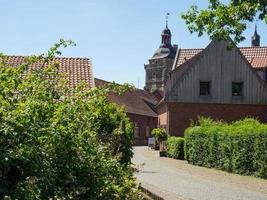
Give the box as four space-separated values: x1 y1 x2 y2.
132 146 267 200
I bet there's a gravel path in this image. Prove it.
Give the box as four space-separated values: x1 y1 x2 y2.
132 146 267 200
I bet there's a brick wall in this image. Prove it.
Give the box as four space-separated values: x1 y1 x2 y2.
168 102 267 137
157 102 168 129
127 113 157 141
158 112 167 127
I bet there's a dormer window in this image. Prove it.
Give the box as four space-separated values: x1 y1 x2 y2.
232 82 243 96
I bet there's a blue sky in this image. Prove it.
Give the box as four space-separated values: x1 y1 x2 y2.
0 0 266 88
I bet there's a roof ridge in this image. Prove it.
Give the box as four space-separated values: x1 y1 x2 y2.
179 48 204 50
239 46 267 49
94 77 112 84
94 78 157 95
4 55 90 60
179 46 267 51
55 56 90 60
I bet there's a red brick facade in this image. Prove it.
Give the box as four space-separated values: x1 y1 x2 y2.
94 78 159 144
167 102 267 137
127 113 158 143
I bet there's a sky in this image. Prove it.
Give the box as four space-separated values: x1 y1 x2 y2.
0 0 266 88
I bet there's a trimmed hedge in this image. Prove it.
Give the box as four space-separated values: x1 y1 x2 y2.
166 137 185 160
184 118 267 178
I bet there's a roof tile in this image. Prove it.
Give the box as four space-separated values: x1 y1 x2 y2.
94 78 158 117
3 56 94 89
175 46 267 70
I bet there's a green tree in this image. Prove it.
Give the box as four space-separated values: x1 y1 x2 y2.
151 128 168 151
182 0 267 44
0 40 140 199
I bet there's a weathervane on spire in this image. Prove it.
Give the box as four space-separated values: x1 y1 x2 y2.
166 13 170 28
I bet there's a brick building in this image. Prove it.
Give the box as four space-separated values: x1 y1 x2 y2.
4 55 160 144
155 25 267 136
94 78 159 144
98 24 267 140
6 24 267 141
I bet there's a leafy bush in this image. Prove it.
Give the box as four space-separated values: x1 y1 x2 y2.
166 137 184 160
0 40 140 199
151 128 168 142
185 117 267 178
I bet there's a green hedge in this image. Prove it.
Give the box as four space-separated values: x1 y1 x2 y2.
184 118 267 178
166 137 185 160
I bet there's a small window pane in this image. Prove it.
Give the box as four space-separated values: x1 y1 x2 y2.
232 82 243 96
200 81 211 95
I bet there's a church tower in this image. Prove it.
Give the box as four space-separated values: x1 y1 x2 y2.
251 24 260 47
144 14 177 93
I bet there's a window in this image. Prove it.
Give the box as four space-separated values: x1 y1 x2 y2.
232 82 243 96
200 81 211 96
146 126 150 137
134 122 139 138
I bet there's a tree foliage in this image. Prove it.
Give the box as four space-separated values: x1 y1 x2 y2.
182 0 267 44
151 128 168 142
0 40 140 199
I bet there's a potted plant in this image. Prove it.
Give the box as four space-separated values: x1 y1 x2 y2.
151 128 168 157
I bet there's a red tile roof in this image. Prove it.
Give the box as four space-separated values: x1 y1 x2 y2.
250 57 267 69
3 55 94 89
94 78 158 117
240 46 267 58
174 46 267 70
175 48 203 67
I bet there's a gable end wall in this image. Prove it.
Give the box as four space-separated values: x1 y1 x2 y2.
167 40 267 104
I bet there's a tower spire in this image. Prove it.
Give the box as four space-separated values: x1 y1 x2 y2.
161 13 172 45
251 22 260 47
254 23 258 35
166 13 170 28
